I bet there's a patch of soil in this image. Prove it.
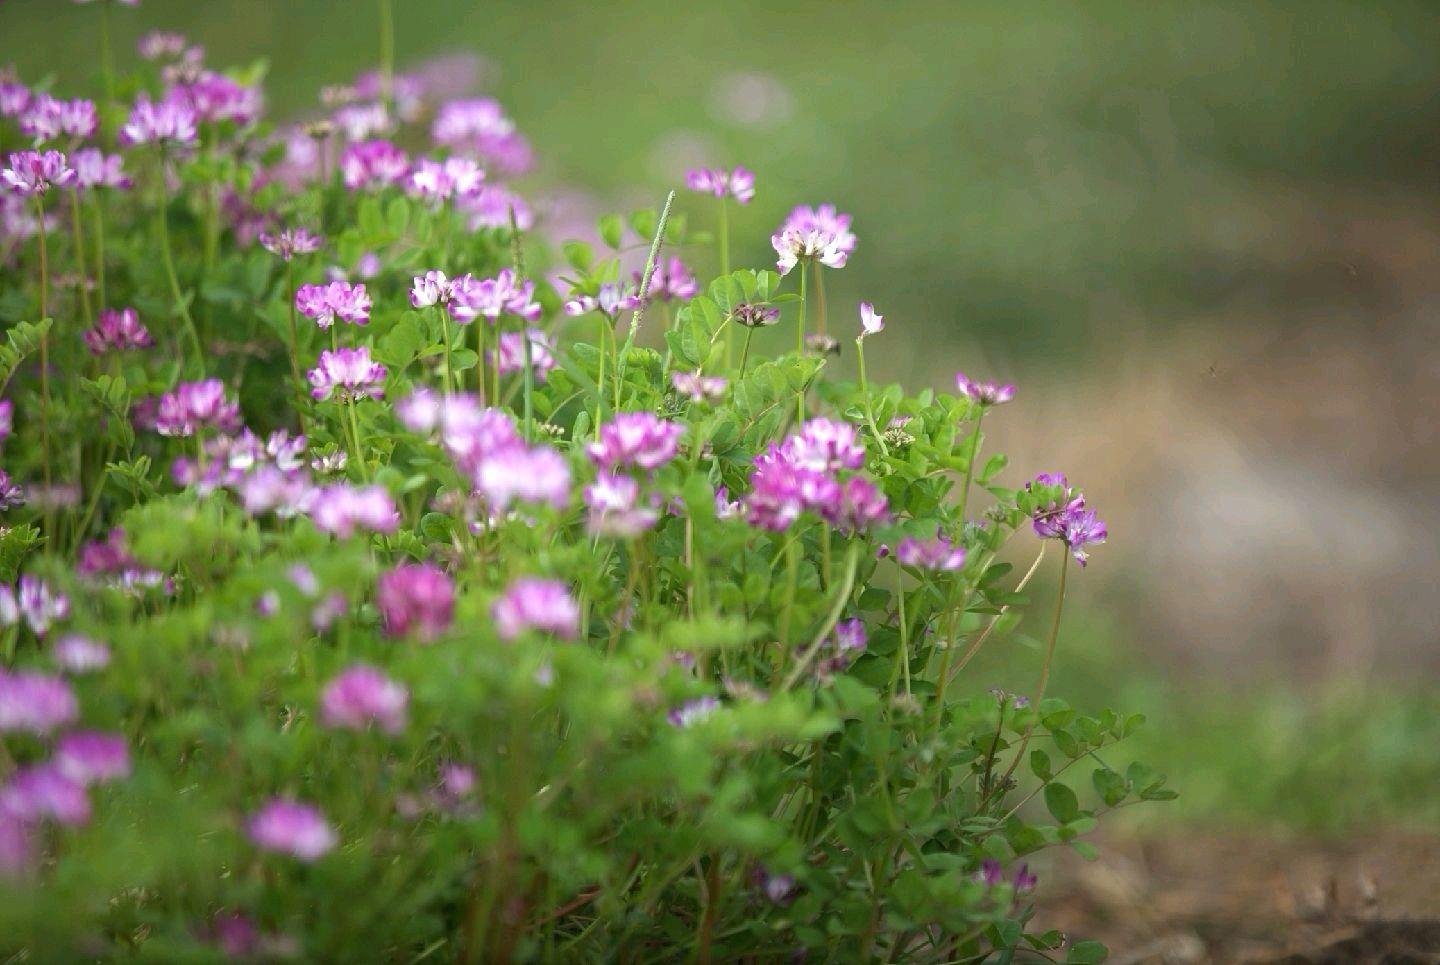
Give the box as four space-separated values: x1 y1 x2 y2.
1034 831 1440 963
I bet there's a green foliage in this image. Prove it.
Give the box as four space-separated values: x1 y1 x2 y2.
0 15 1170 963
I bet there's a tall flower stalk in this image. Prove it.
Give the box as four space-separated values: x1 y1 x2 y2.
153 151 205 374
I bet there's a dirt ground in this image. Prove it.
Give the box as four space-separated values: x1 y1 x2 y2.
1034 831 1440 963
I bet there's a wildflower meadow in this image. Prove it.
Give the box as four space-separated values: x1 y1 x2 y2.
0 2 1172 960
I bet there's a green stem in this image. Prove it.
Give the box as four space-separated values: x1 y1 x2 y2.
796 261 807 423
345 396 368 481
854 338 890 457
738 326 755 378
987 553 1069 807
34 198 53 515
68 188 92 328
814 262 827 337
719 198 732 367
378 0 396 108
154 153 205 375
782 542 860 689
441 307 456 396
90 194 106 310
99 0 115 111
285 262 307 433
955 410 985 523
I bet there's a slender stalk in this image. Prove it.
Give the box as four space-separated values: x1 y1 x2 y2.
955 411 984 523
68 188 93 328
441 307 456 397
719 197 732 366
738 326 755 377
99 0 116 110
782 542 860 689
344 396 368 481
987 553 1068 807
594 316 606 428
90 194 106 310
154 152 205 374
508 205 534 440
34 198 53 511
284 262 307 434
854 337 890 457
814 262 827 337
944 543 1047 688
796 262 807 423
378 0 396 107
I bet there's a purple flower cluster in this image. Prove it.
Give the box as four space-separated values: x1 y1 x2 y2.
72 148 130 191
340 139 410 191
310 484 399 539
295 280 372 329
637 256 699 303
895 531 967 572
18 94 98 142
246 798 336 861
667 696 720 728
671 371 728 404
320 664 409 733
977 859 1037 893
491 329 556 382
0 669 77 732
955 372 1015 407
450 270 541 324
308 347 387 402
0 577 71 637
685 166 755 204
564 282 640 321
430 97 533 176
376 563 455 641
84 307 153 354
152 379 242 437
817 618 868 678
586 413 685 473
120 96 197 147
260 227 322 261
584 473 658 539
407 156 485 205
3 150 76 197
745 419 888 533
492 578 579 642
771 204 856 275
76 527 168 592
1025 473 1108 566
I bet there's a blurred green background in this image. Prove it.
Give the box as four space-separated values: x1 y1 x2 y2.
6 0 1439 839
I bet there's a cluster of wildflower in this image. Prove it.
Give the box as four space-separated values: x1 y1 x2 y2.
0 577 70 637
770 204 857 275
1023 472 1109 566
84 307 153 354
684 166 756 204
430 97 533 175
491 578 579 641
746 418 889 533
295 280 372 328
0 664 130 876
148 379 243 438
77 528 170 594
411 269 541 323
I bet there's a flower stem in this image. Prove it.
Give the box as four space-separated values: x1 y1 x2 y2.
99 0 116 111
441 307 456 397
90 194 106 310
814 263 828 337
738 326 755 378
378 0 396 108
154 153 205 375
955 410 984 523
986 553 1068 808
285 262 307 434
345 397 368 481
854 338 889 457
719 197 732 366
796 262 808 423
68 188 93 328
33 198 53 513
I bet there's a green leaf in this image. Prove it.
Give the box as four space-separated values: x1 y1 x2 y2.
598 213 624 249
1092 768 1128 807
1044 782 1081 824
562 240 593 271
1066 940 1109 963
1030 749 1052 781
0 318 51 389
